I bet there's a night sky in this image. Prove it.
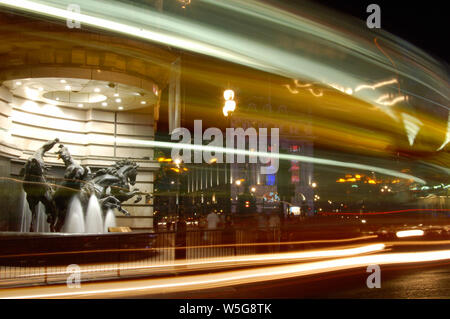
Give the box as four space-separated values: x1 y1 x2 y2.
310 0 448 64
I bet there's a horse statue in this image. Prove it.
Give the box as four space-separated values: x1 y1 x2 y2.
53 144 91 232
22 138 59 232
22 139 148 232
80 159 145 216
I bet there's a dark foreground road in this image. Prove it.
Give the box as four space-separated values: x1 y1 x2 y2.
129 262 450 299
1 242 449 299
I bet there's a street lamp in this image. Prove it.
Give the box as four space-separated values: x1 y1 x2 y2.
171 158 183 216
222 89 236 117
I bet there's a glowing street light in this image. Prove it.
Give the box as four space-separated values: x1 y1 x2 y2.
223 89 235 100
223 89 236 117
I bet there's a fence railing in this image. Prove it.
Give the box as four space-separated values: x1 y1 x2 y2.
0 223 375 287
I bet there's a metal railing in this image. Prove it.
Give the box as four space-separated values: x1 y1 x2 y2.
0 227 286 287
0 220 389 288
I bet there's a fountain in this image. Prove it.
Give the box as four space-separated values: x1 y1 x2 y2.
104 209 117 233
19 139 144 233
62 196 85 233
20 193 114 234
85 195 104 233
19 191 31 232
20 192 50 233
36 203 50 233
2 139 156 266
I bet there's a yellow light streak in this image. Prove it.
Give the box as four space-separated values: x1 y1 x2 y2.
4 248 450 299
355 79 398 92
396 230 425 238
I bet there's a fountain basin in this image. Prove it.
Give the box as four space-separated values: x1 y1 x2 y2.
0 231 157 266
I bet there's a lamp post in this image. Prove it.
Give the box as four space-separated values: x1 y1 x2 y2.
223 89 236 214
223 89 236 118
174 158 182 216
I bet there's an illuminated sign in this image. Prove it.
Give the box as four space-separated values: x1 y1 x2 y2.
290 206 301 215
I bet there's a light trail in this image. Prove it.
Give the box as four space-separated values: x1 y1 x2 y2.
5 243 386 279
0 0 447 110
112 137 427 184
0 235 378 260
396 230 425 238
318 208 450 216
355 79 398 92
3 248 450 299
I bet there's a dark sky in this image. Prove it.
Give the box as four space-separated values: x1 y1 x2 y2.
301 0 448 64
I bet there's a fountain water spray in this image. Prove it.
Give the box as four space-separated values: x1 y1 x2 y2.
104 209 117 233
85 195 104 233
62 196 85 233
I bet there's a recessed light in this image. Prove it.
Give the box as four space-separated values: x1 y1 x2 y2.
15 81 22 86
60 79 67 84
114 93 119 97
78 104 83 108
102 102 108 107
94 88 100 93
38 87 44 91
115 98 122 103
118 106 124 110
55 97 60 101
65 85 71 91
140 101 146 105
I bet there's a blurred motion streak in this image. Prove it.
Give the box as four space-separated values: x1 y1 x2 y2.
396 230 425 238
112 138 427 184
355 79 398 92
0 0 447 106
319 209 450 215
3 242 386 279
3 249 450 299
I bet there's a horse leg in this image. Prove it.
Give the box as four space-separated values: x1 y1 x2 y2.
27 197 37 232
29 205 37 232
42 194 57 232
54 209 67 232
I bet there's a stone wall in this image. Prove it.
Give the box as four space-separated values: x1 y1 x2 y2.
0 85 159 230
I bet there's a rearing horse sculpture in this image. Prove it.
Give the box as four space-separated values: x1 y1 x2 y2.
22 138 59 232
80 159 144 216
53 144 91 232
22 139 148 232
